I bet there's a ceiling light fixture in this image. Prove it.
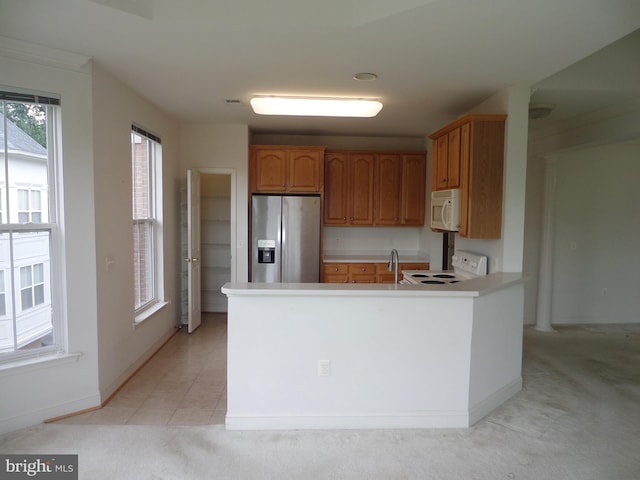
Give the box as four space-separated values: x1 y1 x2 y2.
250 96 383 118
353 72 378 81
528 102 556 119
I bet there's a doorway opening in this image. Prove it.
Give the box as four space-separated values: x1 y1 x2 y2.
182 169 235 327
200 173 232 312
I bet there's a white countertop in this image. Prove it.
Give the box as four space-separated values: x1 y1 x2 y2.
222 272 524 298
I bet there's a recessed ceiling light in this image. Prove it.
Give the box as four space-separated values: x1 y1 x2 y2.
250 96 383 118
353 72 378 81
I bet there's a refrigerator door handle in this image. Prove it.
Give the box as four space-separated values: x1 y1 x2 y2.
279 213 287 281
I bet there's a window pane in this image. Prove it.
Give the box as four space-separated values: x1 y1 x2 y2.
18 190 29 209
133 221 153 308
31 191 41 210
0 271 5 317
132 135 150 219
4 103 49 225
20 266 32 288
1 98 56 359
34 284 45 305
34 263 44 283
21 288 32 310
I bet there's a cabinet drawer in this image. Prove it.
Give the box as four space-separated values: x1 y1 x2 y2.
348 263 376 275
323 263 348 275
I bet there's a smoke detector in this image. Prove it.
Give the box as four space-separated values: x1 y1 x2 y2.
528 102 555 119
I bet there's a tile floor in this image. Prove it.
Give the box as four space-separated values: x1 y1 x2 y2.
55 312 227 426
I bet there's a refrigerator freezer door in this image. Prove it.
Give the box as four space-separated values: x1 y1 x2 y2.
251 195 283 282
282 196 320 282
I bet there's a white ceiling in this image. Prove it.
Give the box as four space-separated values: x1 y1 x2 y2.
1 0 639 137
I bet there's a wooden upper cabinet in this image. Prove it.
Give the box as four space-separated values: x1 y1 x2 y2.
374 154 401 225
324 152 349 225
253 148 287 192
324 150 426 227
433 135 448 190
287 149 324 192
446 127 462 189
324 151 375 226
348 153 375 225
250 145 324 193
400 154 426 225
429 114 506 238
432 128 461 191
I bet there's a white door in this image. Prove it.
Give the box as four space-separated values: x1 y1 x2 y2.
187 169 202 333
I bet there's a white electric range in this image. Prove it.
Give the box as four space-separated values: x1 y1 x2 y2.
401 250 488 285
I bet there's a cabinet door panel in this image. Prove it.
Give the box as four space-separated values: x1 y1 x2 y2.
401 154 426 225
348 154 375 225
434 135 449 190
288 150 322 192
254 150 287 192
458 122 471 236
375 154 401 225
324 153 349 225
447 127 461 188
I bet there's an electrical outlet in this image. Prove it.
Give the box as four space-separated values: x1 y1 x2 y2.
570 241 577 251
318 360 331 377
601 288 608 297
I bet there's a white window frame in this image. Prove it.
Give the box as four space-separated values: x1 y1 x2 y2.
0 91 64 364
131 125 165 322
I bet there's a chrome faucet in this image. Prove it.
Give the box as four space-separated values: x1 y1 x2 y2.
388 248 400 285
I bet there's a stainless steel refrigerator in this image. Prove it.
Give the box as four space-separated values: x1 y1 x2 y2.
251 194 321 282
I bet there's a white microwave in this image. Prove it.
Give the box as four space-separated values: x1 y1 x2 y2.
430 188 460 231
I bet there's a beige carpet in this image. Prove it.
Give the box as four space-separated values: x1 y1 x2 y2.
1 325 639 480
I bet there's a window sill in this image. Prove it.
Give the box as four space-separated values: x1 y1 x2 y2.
0 352 82 378
134 300 169 328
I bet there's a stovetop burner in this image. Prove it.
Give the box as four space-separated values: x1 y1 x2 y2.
400 250 489 286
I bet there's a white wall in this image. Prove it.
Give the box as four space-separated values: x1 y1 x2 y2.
0 44 100 433
525 106 640 325
180 124 250 282
92 64 181 399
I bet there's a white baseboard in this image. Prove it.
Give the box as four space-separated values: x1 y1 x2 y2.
225 378 523 431
225 411 471 430
0 393 101 435
468 377 523 426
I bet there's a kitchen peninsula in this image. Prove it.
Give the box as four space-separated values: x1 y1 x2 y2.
221 272 524 430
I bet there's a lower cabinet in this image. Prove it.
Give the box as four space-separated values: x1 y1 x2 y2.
322 262 430 283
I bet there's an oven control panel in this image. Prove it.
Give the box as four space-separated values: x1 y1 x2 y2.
451 250 488 276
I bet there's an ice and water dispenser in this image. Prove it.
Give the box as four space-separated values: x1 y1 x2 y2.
257 239 276 264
